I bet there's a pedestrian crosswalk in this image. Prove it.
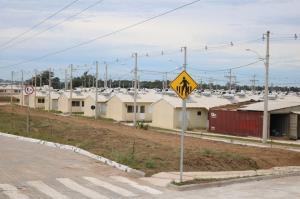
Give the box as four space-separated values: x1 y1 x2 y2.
0 176 162 199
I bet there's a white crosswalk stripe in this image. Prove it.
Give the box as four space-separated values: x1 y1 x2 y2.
57 178 108 199
84 176 138 197
110 176 162 195
0 184 29 199
27 180 69 199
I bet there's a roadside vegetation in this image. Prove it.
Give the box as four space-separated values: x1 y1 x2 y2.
1 105 300 176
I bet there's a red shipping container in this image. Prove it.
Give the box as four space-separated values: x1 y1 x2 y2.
209 109 263 137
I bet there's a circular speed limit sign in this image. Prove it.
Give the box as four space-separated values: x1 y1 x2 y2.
25 86 34 95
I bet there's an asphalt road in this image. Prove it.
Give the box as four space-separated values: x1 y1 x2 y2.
1 135 300 199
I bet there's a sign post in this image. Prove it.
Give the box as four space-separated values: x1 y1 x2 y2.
25 85 34 134
170 47 197 182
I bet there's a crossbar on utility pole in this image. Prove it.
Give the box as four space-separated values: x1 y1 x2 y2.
179 46 187 183
263 31 270 143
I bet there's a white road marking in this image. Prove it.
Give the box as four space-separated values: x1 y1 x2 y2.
110 176 162 195
57 178 108 199
27 180 69 199
84 176 138 197
0 184 29 199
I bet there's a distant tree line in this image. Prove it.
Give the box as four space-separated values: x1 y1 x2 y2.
11 70 297 92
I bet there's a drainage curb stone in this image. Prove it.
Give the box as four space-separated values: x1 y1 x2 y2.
167 171 300 191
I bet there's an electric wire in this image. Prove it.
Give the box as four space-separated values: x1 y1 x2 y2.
0 0 80 48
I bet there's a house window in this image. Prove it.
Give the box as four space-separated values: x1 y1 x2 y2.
81 101 84 107
72 101 80 107
140 106 145 113
127 105 133 113
38 98 45 103
197 111 201 116
127 105 138 113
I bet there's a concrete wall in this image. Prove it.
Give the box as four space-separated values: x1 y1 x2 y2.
289 113 298 139
29 95 45 109
106 96 151 122
106 96 123 121
45 98 58 111
18 94 29 106
83 96 95 117
174 108 208 130
123 102 152 122
152 100 174 129
58 95 69 113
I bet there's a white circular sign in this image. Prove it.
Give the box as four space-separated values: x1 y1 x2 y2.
25 86 34 95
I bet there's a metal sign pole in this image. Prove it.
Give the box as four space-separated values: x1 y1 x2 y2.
27 101 30 134
180 46 187 183
25 86 34 134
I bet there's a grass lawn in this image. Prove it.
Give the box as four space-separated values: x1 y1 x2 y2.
1 105 300 176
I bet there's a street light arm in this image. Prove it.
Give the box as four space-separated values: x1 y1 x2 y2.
245 49 266 62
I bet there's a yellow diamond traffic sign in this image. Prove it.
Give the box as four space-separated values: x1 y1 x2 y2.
170 70 198 100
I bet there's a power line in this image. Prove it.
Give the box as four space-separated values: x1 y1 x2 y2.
0 0 80 48
1 0 105 51
188 59 262 73
0 0 202 69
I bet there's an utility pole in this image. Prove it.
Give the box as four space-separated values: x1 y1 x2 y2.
10 71 14 129
39 73 42 88
165 72 168 90
263 31 270 143
64 69 68 91
109 75 112 88
133 53 138 127
95 61 99 119
162 75 165 90
65 69 68 91
225 69 235 91
209 78 213 91
250 74 258 92
104 63 108 89
179 46 187 183
48 68 51 111
34 70 37 109
69 64 73 114
21 70 24 106
138 75 140 90
10 71 14 105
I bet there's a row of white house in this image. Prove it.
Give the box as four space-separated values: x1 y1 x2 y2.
13 86 269 130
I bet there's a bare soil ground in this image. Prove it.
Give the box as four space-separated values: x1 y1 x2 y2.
1 105 300 176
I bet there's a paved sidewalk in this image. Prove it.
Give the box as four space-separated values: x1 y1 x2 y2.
141 166 300 187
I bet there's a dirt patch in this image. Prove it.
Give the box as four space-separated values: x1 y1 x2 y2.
1 105 300 176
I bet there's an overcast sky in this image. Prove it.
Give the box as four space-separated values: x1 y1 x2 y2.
0 0 299 86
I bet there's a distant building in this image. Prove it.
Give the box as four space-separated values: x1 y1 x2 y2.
106 93 160 122
209 99 300 139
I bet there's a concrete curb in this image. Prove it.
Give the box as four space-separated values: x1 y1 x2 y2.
0 132 145 177
167 171 300 191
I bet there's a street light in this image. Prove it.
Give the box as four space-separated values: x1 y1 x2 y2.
245 49 265 61
245 31 270 144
